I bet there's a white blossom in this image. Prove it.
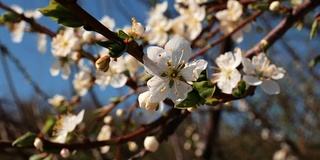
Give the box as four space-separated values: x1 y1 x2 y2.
212 48 242 94
242 53 285 95
97 125 112 154
146 1 172 46
95 55 128 88
175 0 206 40
53 110 85 143
138 91 160 110
215 0 251 43
73 66 92 96
144 136 159 152
48 94 66 108
143 36 207 104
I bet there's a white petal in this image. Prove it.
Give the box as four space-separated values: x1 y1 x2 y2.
50 61 61 76
147 76 170 103
170 80 192 104
53 132 68 143
143 47 168 76
231 30 244 43
61 64 71 80
243 75 262 86
164 36 192 66
242 57 255 74
261 80 280 95
181 59 207 81
109 73 128 88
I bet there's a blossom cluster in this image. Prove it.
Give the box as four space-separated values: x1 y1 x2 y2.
213 48 285 95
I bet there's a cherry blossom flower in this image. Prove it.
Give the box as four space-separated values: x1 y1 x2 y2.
242 53 285 95
95 51 128 88
174 0 206 40
73 66 92 96
5 5 25 43
143 36 207 104
146 1 172 46
53 110 85 143
138 91 160 110
48 94 66 108
212 48 242 94
215 0 251 43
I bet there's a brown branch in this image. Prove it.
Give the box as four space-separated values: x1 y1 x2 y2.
190 10 263 60
54 0 144 63
0 2 56 37
245 0 320 57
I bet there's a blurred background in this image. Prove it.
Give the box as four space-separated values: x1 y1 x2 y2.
1 0 320 159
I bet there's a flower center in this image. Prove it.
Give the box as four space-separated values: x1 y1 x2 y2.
167 68 178 78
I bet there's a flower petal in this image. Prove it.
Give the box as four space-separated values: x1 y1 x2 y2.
243 75 262 86
170 80 192 104
242 57 255 74
261 80 280 95
50 61 61 76
109 73 128 88
147 76 170 103
164 36 192 66
181 59 207 81
143 46 168 76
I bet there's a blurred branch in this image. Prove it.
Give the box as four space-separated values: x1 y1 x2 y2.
0 1 56 37
245 0 320 57
54 0 145 63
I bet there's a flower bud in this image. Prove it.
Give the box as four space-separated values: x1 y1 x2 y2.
33 138 43 150
82 31 95 43
269 1 280 12
95 55 110 72
138 91 159 110
128 18 145 39
144 136 159 152
127 141 138 152
60 148 71 158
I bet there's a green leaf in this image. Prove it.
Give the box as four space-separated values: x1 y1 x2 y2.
12 132 37 147
197 70 208 82
41 117 56 134
193 81 216 99
174 90 201 109
118 30 130 39
97 40 127 58
0 11 20 24
204 97 220 106
310 19 318 40
232 81 247 97
309 55 320 69
39 0 83 27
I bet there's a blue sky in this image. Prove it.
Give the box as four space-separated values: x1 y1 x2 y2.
0 0 152 102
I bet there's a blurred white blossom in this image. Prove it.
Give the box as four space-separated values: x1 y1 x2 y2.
53 110 85 143
242 53 285 95
212 48 242 94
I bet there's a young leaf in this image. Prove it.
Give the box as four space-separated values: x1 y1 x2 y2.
39 0 83 27
309 55 320 69
232 81 247 97
12 132 37 147
174 90 201 109
97 40 127 58
193 81 216 99
0 11 20 24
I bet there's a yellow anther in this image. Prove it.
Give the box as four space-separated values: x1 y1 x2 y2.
182 49 185 53
175 91 179 95
158 54 162 57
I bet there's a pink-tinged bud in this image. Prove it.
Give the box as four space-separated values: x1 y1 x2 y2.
60 148 70 158
129 18 145 39
144 136 159 152
95 55 110 72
